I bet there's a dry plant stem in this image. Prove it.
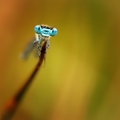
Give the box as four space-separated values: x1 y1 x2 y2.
1 42 47 120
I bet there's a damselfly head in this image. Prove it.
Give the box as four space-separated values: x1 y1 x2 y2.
34 24 58 37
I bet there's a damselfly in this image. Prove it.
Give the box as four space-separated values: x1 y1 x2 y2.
20 24 58 59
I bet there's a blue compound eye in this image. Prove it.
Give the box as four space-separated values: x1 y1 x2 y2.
34 25 42 34
50 28 58 36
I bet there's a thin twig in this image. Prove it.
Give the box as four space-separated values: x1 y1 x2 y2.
1 41 47 120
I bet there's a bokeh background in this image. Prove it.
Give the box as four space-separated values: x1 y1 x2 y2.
0 0 120 120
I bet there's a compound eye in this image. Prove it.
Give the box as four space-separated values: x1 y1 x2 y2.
34 25 42 34
51 28 58 36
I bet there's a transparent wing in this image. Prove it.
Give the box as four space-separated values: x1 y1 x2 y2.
19 37 36 60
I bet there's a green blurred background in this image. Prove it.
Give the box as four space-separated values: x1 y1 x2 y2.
0 0 120 120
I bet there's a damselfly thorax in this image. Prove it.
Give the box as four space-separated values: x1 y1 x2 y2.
35 33 51 42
